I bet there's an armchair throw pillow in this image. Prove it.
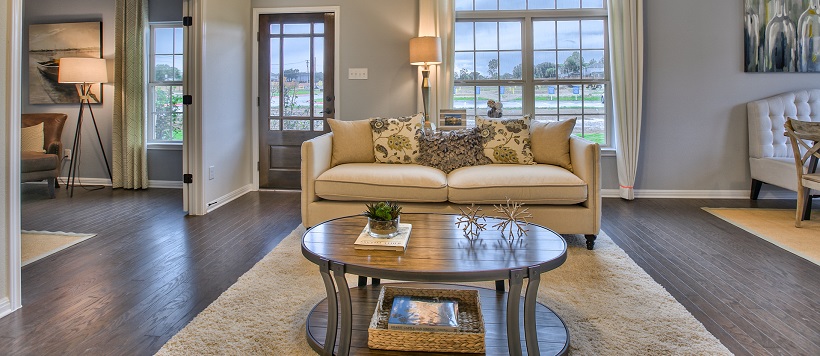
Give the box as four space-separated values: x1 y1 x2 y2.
476 116 534 164
371 112 424 164
530 118 576 171
327 118 375 167
21 122 45 153
417 127 491 173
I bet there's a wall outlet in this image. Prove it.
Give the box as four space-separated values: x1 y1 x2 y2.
64 148 71 159
209 166 215 180
348 68 368 80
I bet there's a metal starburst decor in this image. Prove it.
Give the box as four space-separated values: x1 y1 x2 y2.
456 204 487 241
492 198 533 242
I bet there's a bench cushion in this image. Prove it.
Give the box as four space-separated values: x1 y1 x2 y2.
315 163 448 202
447 164 587 204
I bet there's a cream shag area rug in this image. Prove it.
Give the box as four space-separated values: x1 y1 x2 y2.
704 208 819 266
156 227 731 355
21 230 96 266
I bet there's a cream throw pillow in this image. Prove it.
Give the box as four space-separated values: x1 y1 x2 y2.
531 118 576 171
327 119 375 167
476 116 535 164
371 112 424 164
21 122 45 153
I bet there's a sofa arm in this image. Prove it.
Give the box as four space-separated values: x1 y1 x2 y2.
301 132 333 226
569 136 601 231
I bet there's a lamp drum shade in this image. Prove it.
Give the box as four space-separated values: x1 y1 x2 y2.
58 57 108 84
409 36 442 65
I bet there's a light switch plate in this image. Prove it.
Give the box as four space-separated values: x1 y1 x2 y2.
348 68 368 80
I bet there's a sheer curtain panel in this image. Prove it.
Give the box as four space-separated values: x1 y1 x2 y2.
608 0 644 200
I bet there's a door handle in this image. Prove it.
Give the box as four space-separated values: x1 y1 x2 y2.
325 95 334 102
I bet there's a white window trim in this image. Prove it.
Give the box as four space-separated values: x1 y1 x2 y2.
147 22 184 145
454 6 612 147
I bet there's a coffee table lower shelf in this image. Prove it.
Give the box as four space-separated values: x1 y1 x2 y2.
306 283 569 355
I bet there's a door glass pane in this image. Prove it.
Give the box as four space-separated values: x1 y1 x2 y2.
314 22 324 34
269 39 281 116
313 37 324 118
313 120 324 131
283 119 310 131
270 24 280 34
269 119 280 131
283 37 310 117
283 23 310 34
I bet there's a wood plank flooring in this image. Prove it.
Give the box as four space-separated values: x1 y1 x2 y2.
2 186 818 355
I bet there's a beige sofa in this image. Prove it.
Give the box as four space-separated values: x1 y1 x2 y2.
301 132 602 249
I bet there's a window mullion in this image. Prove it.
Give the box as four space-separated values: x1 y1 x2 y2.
522 15 534 118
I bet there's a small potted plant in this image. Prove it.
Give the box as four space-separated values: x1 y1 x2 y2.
364 201 402 238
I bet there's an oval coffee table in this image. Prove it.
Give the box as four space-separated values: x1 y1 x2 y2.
301 214 569 356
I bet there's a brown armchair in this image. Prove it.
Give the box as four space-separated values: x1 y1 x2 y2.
21 113 68 198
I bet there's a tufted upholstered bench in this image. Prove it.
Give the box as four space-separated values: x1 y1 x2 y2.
747 89 820 199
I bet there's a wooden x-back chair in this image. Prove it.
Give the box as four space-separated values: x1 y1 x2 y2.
784 118 820 227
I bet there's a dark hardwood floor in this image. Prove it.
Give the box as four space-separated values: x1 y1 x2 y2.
2 186 818 355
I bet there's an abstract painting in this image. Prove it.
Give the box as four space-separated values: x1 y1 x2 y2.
29 22 102 104
745 0 820 72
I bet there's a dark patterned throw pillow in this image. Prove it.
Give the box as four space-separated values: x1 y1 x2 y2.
417 127 491 173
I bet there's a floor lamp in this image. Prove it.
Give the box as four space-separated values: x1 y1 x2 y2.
410 36 442 130
58 57 113 197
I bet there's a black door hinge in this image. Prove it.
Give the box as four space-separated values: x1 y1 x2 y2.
183 95 192 105
183 174 193 184
183 16 193 26
257 97 260 106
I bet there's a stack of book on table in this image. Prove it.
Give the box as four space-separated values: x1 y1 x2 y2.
353 223 412 251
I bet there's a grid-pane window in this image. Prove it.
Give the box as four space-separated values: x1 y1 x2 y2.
454 0 609 145
149 24 184 142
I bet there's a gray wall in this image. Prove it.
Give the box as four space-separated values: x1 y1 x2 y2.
634 0 819 194
23 0 115 181
252 0 419 121
23 0 184 183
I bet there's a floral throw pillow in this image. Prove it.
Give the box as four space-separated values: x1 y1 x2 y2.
371 112 424 164
476 116 535 164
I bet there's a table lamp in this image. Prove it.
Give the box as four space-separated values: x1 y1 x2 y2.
410 36 442 128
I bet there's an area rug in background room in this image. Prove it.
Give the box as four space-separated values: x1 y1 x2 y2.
703 208 820 266
157 226 731 355
21 230 97 266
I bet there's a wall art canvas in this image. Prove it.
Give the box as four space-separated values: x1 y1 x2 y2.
29 22 102 104
745 0 820 72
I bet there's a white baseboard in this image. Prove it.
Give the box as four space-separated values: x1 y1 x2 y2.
206 184 254 213
53 177 183 189
601 189 797 199
0 297 13 319
148 180 183 189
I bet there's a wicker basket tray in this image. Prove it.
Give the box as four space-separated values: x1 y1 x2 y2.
368 286 485 353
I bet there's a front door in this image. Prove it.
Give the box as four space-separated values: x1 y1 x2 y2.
258 13 334 189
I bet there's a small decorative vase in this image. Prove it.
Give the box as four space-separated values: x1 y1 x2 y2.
367 216 400 238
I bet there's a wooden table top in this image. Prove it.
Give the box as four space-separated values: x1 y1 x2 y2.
301 214 567 282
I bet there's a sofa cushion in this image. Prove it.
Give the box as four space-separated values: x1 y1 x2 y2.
315 163 448 202
531 118 575 170
417 127 491 173
21 122 45 153
21 151 58 173
447 164 587 205
327 118 375 167
371 113 424 164
476 116 535 164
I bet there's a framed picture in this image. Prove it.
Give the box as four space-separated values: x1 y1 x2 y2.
438 109 467 131
744 0 819 73
29 21 103 104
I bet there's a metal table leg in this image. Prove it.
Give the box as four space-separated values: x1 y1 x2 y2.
524 266 542 355
318 261 337 356
507 269 525 356
331 262 352 356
